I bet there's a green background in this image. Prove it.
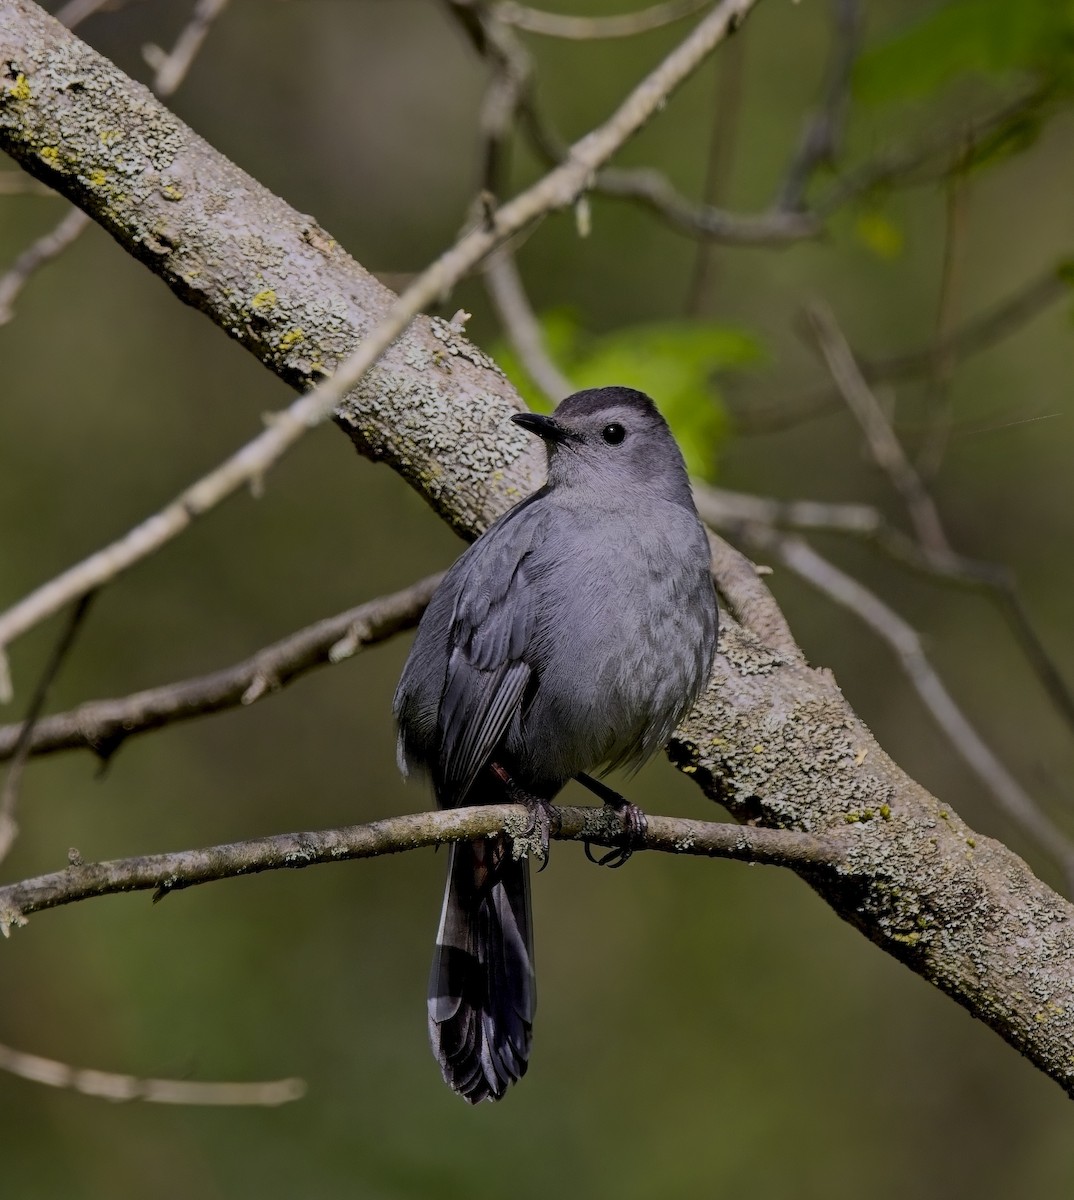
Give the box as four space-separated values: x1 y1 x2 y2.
1 1 1073 1195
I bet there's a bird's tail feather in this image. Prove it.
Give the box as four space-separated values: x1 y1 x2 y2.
429 838 535 1103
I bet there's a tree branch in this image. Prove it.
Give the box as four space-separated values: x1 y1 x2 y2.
0 1040 304 1106
0 803 844 931
496 0 712 40
0 575 440 763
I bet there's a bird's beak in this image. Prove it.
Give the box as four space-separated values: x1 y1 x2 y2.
511 411 574 445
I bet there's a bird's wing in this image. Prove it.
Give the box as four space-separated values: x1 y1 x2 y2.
433 502 547 805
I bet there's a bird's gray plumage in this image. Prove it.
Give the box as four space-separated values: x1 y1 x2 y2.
393 386 718 1103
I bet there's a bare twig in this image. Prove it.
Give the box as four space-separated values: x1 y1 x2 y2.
0 207 90 325
484 247 573 403
141 0 229 95
52 0 116 23
0 0 229 326
0 593 95 861
595 166 820 243
769 534 1074 890
695 481 882 537
0 0 762 691
777 0 860 211
0 1040 304 1106
917 156 970 479
804 300 952 554
496 0 712 40
0 574 440 763
815 86 1051 218
736 265 1069 434
0 803 844 932
685 17 747 313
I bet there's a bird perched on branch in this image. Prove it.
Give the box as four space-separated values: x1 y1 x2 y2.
393 386 718 1103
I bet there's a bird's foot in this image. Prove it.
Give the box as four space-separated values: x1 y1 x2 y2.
490 763 558 869
576 773 648 869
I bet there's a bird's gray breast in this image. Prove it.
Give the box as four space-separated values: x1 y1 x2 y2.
506 495 716 789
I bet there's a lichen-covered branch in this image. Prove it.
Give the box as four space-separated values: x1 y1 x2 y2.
2 0 1074 1102
0 804 843 932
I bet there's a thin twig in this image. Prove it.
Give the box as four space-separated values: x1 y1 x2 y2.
769 534 1074 891
595 166 820 243
53 0 116 23
737 266 1069 434
141 0 229 95
0 0 230 326
815 86 1051 218
0 0 762 693
0 802 844 932
483 247 573 403
496 0 712 39
803 300 951 554
917 152 970 480
0 1040 305 1106
0 593 96 861
685 18 747 313
0 207 90 325
777 0 860 211
0 574 441 763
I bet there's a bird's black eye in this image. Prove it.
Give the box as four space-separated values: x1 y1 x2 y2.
601 423 626 445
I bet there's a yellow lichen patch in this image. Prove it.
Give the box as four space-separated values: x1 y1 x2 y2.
88 168 107 188
99 129 123 145
250 289 278 311
39 145 59 165
9 74 32 102
160 182 184 202
278 328 305 352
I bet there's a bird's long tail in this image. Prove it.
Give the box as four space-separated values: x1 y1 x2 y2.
428 837 535 1103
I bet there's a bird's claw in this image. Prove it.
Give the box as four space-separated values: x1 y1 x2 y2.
582 788 648 870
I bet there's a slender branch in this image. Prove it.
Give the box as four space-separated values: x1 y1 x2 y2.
594 166 820 243
804 300 952 554
736 265 1069 434
0 0 762 694
917 159 969 479
496 0 712 39
484 247 573 403
0 574 441 763
777 0 859 211
0 592 95 861
768 534 1074 889
0 206 88 325
141 0 229 96
685 16 746 313
0 1040 304 1106
0 804 844 931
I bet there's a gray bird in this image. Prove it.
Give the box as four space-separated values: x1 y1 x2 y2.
393 386 718 1103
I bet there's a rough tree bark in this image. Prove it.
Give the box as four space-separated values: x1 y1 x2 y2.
2 0 1073 1098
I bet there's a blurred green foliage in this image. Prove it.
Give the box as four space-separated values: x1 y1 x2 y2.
496 311 761 476
855 0 1074 101
1 0 1073 1197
